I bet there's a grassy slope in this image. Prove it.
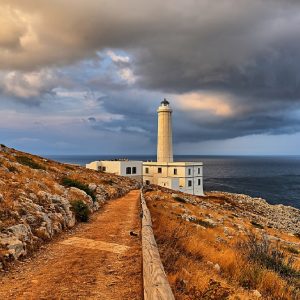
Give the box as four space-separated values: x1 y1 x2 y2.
144 186 300 300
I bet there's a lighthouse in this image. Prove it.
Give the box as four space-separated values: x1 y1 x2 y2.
157 99 173 163
143 99 204 196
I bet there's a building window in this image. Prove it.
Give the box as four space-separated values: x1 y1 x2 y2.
188 168 191 175
145 180 150 185
145 167 149 174
126 167 131 174
158 167 162 173
198 168 201 174
198 178 201 186
173 168 177 175
132 167 137 174
101 166 106 172
188 180 192 187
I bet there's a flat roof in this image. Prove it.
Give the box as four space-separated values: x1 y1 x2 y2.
100 160 143 163
142 161 203 166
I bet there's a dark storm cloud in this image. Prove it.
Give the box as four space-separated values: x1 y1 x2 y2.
2 0 300 144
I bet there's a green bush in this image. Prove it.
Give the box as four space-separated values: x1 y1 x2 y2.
16 155 46 170
61 177 96 202
70 200 90 222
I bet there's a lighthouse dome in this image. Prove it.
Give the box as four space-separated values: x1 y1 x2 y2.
161 98 170 106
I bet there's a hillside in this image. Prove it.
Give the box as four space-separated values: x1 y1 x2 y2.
144 186 300 300
0 144 139 270
1 144 299 299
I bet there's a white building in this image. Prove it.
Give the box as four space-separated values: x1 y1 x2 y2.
86 160 143 181
143 99 204 196
86 99 204 196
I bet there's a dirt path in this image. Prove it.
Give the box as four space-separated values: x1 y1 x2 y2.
0 190 142 300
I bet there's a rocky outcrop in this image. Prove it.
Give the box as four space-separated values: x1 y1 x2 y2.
208 191 300 234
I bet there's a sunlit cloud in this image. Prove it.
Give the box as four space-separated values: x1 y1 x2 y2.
176 92 234 117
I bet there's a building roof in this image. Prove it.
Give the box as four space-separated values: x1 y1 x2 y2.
143 161 203 166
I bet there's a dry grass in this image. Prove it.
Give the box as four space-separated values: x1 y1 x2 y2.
145 188 300 300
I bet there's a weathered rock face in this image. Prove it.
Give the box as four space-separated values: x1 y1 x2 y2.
208 191 300 234
0 224 33 260
0 145 140 269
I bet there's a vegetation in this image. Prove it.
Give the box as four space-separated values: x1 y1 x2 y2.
16 155 46 170
61 177 96 202
145 189 300 300
7 165 18 173
287 246 300 255
173 195 186 203
239 233 300 279
70 200 90 222
251 221 264 229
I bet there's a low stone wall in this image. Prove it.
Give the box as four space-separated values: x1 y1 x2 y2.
140 190 175 300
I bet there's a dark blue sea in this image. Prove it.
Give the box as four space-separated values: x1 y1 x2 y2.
46 155 300 209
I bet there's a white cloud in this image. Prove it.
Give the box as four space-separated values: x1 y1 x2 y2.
107 50 130 63
2 69 62 99
118 68 136 84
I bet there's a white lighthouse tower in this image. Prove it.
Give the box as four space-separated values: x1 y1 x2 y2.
157 99 173 163
143 99 204 196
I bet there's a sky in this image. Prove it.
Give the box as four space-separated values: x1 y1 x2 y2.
1 0 300 155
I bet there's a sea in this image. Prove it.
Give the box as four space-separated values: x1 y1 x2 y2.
46 155 300 209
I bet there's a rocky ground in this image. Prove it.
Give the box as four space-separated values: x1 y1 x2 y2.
0 144 140 270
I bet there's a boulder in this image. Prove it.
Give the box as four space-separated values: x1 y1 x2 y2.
214 263 221 273
0 235 26 259
253 290 262 298
7 224 33 243
88 183 97 192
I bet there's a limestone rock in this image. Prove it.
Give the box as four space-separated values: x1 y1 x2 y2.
214 263 221 273
203 218 217 227
88 183 97 192
253 290 262 298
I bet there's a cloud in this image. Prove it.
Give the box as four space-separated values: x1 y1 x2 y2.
1 69 62 100
175 92 234 117
107 50 130 64
1 0 300 150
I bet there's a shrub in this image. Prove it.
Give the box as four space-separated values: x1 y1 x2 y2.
70 200 90 222
7 165 18 173
61 177 96 202
251 221 264 229
294 232 300 239
16 155 45 170
238 233 299 279
286 246 299 255
173 195 186 203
